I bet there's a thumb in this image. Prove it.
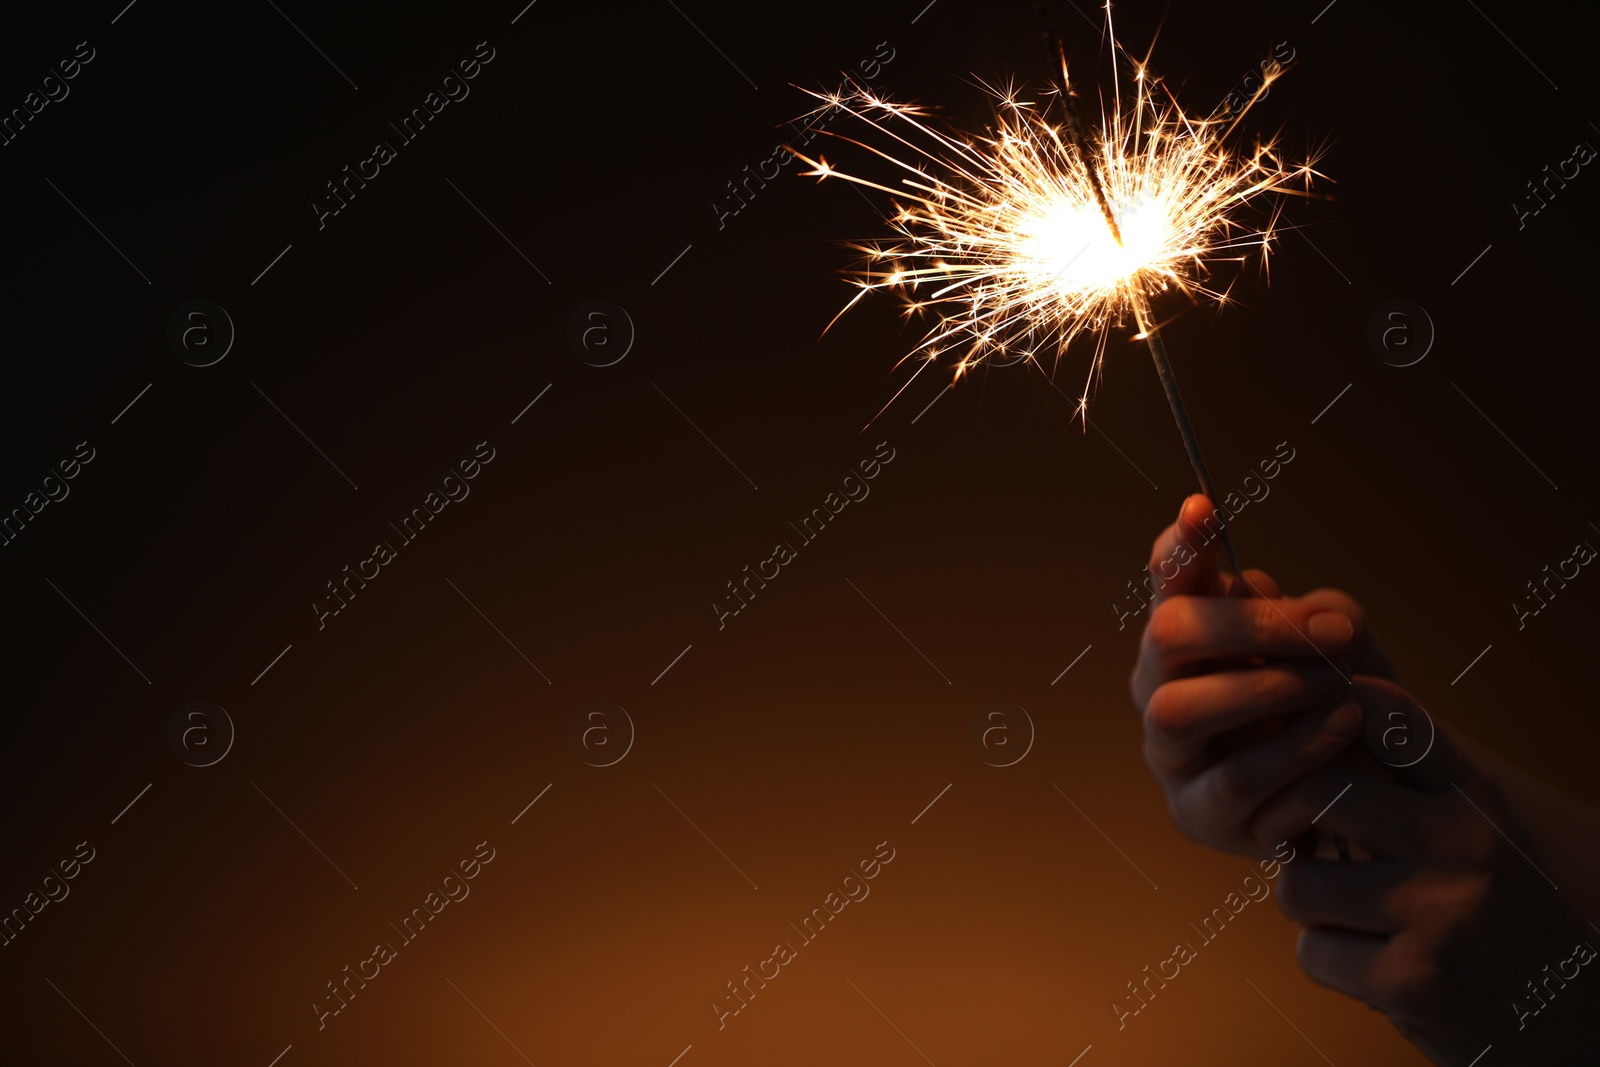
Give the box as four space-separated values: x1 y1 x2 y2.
1147 494 1229 602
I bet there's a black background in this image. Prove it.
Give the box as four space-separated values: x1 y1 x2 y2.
2 1 1594 1064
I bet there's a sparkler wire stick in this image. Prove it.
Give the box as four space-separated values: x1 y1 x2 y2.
796 7 1327 586
1129 289 1242 579
804 4 1339 854
1053 62 1246 581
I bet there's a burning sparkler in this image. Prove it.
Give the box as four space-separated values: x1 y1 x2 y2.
793 3 1326 575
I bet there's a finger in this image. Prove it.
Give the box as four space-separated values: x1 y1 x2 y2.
1144 661 1353 772
1228 568 1282 600
1141 595 1359 677
1299 588 1399 682
1181 700 1364 828
1251 763 1421 857
1295 926 1384 1002
1145 494 1226 603
1277 859 1410 934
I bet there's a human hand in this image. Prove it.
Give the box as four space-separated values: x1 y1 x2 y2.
1259 685 1600 1064
1130 498 1600 1060
1130 494 1397 856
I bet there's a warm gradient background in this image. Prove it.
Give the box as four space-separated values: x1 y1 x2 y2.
3 0 1596 1064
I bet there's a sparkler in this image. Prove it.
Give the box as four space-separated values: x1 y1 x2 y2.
792 3 1325 576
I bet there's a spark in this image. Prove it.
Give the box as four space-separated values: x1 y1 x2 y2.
792 8 1326 426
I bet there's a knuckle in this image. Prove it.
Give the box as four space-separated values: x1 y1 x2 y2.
1258 790 1314 849
1246 599 1286 644
1174 811 1222 851
1164 783 1216 846
1365 965 1403 1010
1247 667 1292 707
1293 927 1315 970
1373 956 1439 1018
1211 758 1256 809
1143 683 1186 738
1147 536 1170 572
1274 865 1310 922
1247 807 1290 856
1165 793 1199 840
1140 738 1164 776
1294 928 1331 986
1143 597 1190 653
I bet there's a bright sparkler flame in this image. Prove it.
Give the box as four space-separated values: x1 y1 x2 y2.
792 16 1326 424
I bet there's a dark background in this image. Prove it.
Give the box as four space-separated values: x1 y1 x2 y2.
2 0 1594 1063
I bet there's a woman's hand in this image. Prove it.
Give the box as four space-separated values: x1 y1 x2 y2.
1259 693 1599 1064
1131 495 1600 1061
1129 495 1394 856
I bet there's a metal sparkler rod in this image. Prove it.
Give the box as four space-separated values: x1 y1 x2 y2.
1129 289 1243 580
1052 67 1245 581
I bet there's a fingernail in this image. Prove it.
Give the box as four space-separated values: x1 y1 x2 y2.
1307 610 1354 645
1323 699 1363 737
1305 663 1348 696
